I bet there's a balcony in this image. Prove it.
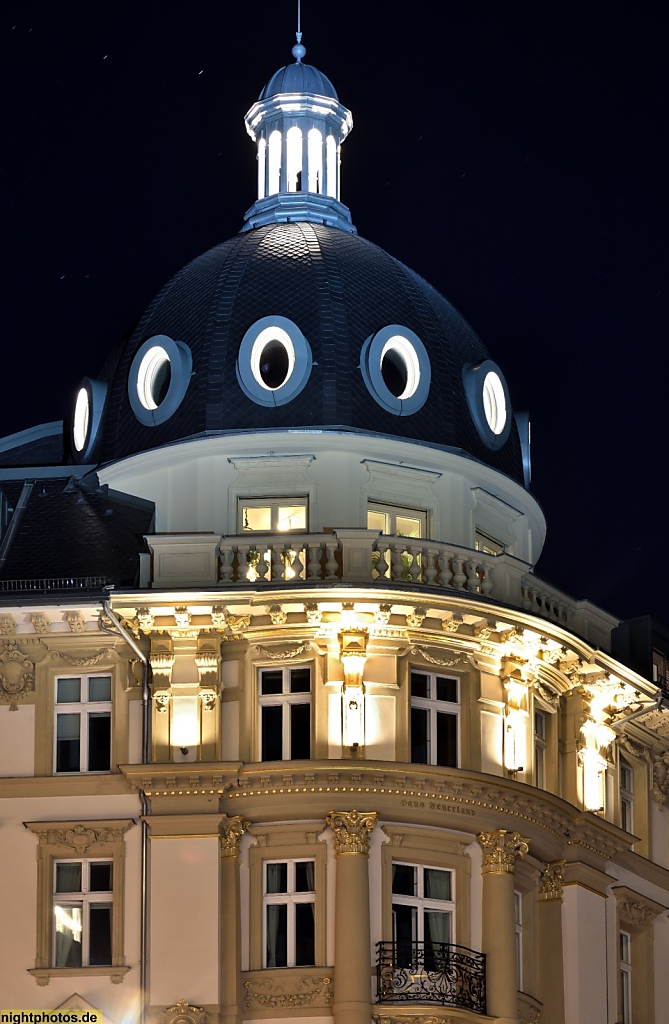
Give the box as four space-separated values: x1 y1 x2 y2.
376 940 486 1015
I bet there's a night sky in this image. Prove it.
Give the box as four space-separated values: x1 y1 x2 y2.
2 3 668 625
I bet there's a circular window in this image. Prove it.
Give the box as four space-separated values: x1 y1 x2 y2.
237 316 312 407
71 377 107 463
360 325 430 415
463 359 512 449
128 335 192 426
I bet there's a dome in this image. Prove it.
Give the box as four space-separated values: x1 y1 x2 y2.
94 221 525 483
259 62 338 100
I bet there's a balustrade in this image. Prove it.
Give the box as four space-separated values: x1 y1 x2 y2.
376 940 486 1014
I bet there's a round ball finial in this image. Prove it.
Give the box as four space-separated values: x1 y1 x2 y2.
292 42 306 61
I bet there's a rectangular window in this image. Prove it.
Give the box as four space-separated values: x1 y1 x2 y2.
391 862 454 969
534 710 547 790
410 671 459 768
474 530 505 555
53 859 113 968
514 890 523 991
54 675 112 773
264 860 315 968
259 666 311 761
619 930 632 1024
620 760 634 834
368 502 427 580
239 497 307 533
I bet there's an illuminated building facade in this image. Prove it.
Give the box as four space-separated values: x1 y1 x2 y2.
1 35 668 1024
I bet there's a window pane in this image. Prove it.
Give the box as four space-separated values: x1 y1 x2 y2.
266 904 287 967
410 672 429 699
295 902 315 965
392 863 416 896
277 505 306 531
57 678 81 703
261 705 283 761
261 671 283 695
290 703 311 759
534 710 546 739
56 714 80 772
89 676 111 702
55 862 82 893
436 677 457 703
396 515 422 538
89 862 112 892
410 707 429 764
393 903 417 964
367 510 388 532
88 713 111 771
54 904 82 967
424 909 451 948
242 505 272 531
266 862 288 893
436 711 458 768
295 861 315 892
290 668 311 693
88 904 112 965
424 868 451 901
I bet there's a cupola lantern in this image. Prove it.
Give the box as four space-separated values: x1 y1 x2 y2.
242 40 355 233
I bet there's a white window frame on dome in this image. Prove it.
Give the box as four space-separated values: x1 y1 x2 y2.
462 359 512 450
71 377 107 463
360 324 431 416
236 315 313 408
128 335 192 427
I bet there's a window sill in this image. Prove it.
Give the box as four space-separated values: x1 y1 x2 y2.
29 966 130 987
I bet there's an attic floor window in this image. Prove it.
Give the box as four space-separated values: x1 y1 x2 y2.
258 338 290 389
138 346 172 410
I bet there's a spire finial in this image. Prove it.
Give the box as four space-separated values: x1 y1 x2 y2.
292 0 306 62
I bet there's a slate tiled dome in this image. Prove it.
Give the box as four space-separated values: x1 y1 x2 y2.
95 222 524 481
259 62 338 100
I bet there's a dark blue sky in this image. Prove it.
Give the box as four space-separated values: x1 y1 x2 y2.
2 2 668 623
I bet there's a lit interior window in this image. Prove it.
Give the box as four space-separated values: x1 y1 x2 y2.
380 336 421 400
326 135 337 198
258 138 266 199
137 345 171 410
286 126 302 192
73 387 90 452
308 128 322 193
250 326 296 391
268 130 281 195
482 371 507 434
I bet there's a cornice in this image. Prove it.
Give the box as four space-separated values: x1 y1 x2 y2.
0 772 134 799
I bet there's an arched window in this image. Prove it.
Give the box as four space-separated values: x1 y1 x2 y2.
326 135 337 198
257 138 266 200
268 130 281 195
308 128 323 194
286 126 302 192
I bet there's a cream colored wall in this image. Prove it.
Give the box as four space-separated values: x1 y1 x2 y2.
150 837 220 1005
128 698 143 763
651 798 669 868
0 704 35 775
98 430 546 561
562 885 608 1024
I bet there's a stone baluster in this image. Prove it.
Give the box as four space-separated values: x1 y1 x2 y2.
307 541 323 580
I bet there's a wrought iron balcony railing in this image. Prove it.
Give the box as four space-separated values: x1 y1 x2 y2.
376 940 486 1015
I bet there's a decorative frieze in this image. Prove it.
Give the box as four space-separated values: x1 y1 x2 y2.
28 820 133 852
267 603 287 625
406 606 427 629
539 859 566 901
244 975 332 1009
326 809 377 855
64 611 85 633
30 612 50 634
159 999 207 1024
0 614 16 635
255 642 312 661
652 752 669 806
613 886 667 929
477 829 529 873
136 607 155 632
219 814 249 858
411 646 466 669
174 607 191 629
49 647 116 667
304 601 322 625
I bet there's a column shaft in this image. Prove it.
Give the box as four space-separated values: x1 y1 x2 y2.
219 816 248 1024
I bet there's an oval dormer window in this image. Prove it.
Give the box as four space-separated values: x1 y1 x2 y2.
128 335 192 426
463 359 512 449
236 316 312 407
359 325 431 415
71 377 107 463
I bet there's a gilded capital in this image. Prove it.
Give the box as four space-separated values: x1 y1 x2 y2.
326 809 378 855
539 860 566 901
219 814 250 858
477 829 529 874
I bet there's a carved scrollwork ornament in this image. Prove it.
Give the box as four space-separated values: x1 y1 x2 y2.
255 642 311 661
477 829 530 873
652 751 669 806
244 976 332 1009
304 601 322 625
539 859 566 901
35 823 129 852
159 999 207 1024
411 646 464 668
326 809 378 855
0 650 35 710
219 814 250 858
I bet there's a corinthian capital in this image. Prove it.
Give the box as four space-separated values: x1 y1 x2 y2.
477 829 529 874
539 860 566 901
219 815 250 858
326 810 378 855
